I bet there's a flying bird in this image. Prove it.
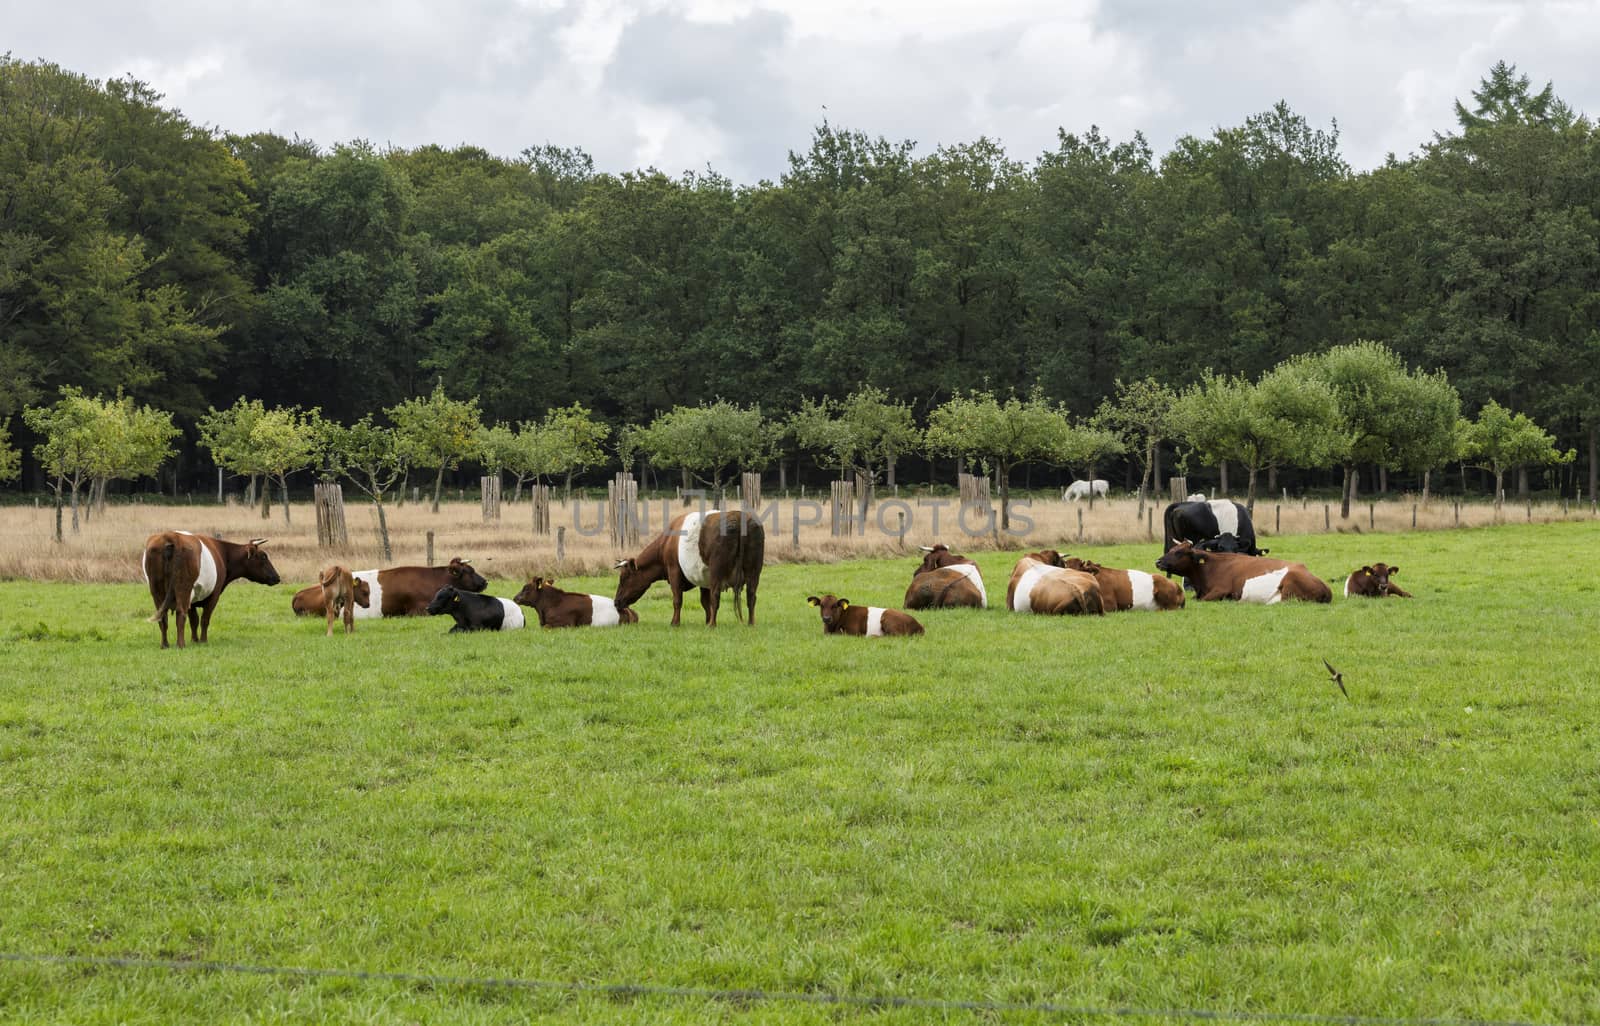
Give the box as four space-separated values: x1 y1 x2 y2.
1322 658 1349 699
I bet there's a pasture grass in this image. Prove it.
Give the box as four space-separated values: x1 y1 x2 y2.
0 522 1597 1024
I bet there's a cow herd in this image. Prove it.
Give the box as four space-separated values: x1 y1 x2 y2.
139 498 1410 649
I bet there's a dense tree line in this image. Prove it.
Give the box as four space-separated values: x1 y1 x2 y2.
2 56 1597 499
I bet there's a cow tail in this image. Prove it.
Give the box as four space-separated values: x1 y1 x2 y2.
148 540 177 622
728 514 748 623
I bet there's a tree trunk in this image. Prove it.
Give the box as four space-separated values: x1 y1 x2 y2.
1267 464 1277 496
778 460 788 492
887 456 896 489
1219 461 1229 495
376 500 393 563
280 475 293 525
1152 443 1163 502
1379 465 1388 494
999 462 1011 532
260 478 272 519
53 479 64 543
1589 423 1598 502
1494 467 1506 511
1340 465 1354 519
564 469 574 504
432 466 445 513
246 475 257 506
1246 464 1258 514
70 479 81 534
1422 468 1432 506
1516 465 1529 499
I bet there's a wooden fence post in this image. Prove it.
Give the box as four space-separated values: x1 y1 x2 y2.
609 472 639 549
1324 504 1330 531
1077 508 1084 541
425 530 434 567
481 475 501 522
1146 507 1153 539
1454 501 1460 526
1412 504 1417 529
556 525 566 566
742 472 762 513
1275 505 1281 534
830 480 855 537
531 484 551 536
313 481 348 548
1369 502 1375 530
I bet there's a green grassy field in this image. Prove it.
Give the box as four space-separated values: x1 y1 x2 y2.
1 522 1597 1024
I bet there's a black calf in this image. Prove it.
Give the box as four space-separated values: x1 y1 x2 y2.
426 586 511 632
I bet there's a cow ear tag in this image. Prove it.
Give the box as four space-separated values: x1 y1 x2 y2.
839 599 849 610
1197 557 1206 565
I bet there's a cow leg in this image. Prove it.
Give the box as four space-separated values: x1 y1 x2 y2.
701 586 715 627
668 578 685 626
198 601 216 643
746 583 756 626
157 608 170 649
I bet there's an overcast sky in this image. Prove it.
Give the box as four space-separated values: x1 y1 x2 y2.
11 0 1600 182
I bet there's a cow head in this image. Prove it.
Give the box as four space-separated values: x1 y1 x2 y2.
353 577 372 608
240 538 282 586
915 544 955 574
513 577 554 607
446 557 488 592
806 594 849 630
1155 542 1205 577
612 558 653 608
425 586 461 616
1027 549 1065 567
1359 563 1400 596
1061 556 1103 576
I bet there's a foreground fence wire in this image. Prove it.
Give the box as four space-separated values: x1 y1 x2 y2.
0 952 1585 1026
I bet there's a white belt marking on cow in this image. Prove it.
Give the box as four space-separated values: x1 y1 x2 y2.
589 595 621 626
352 570 382 619
866 607 886 636
1210 499 1239 538
1127 569 1156 610
1012 564 1053 612
677 511 712 588
1343 575 1351 598
497 597 526 629
1240 567 1289 604
156 532 217 603
951 563 987 607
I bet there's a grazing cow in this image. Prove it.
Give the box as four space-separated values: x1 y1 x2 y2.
1063 479 1110 502
290 558 488 618
1155 542 1331 604
1006 550 1104 616
903 544 986 609
1061 556 1186 611
142 531 281 649
318 565 371 635
613 509 764 627
1344 563 1412 599
512 577 639 627
806 595 924 636
425 586 526 632
1162 499 1264 558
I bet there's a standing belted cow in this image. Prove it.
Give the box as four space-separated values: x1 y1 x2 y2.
290 558 487 618
903 544 986 609
1156 542 1331 604
142 531 282 649
614 509 763 627
1006 550 1104 616
1162 499 1264 558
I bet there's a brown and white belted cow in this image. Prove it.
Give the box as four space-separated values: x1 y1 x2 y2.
1061 556 1186 611
1155 542 1332 604
613 509 764 627
903 544 987 609
142 531 282 649
807 594 924 636
513 577 639 627
290 558 488 618
1006 550 1104 616
1344 563 1411 598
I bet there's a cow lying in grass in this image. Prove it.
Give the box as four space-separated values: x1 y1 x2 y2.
807 595 924 636
513 577 639 627
426 586 526 632
1060 556 1185 611
1155 542 1331 604
903 544 986 609
318 565 371 635
291 558 487 618
1344 563 1411 598
1006 551 1104 616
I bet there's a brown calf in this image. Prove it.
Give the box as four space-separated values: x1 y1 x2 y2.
1006 552 1104 615
1155 543 1331 604
142 531 281 649
1061 556 1185 612
512 577 639 627
318 565 371 635
1344 563 1411 598
806 595 924 636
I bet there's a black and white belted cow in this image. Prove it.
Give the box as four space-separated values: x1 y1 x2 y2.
1162 499 1265 559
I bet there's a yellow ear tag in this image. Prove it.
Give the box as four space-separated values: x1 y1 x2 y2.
1365 570 1372 575
839 600 850 609
1197 557 1206 565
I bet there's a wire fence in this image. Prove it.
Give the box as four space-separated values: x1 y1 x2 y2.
0 951 1585 1026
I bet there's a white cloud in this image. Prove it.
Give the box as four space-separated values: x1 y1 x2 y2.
8 0 1600 181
